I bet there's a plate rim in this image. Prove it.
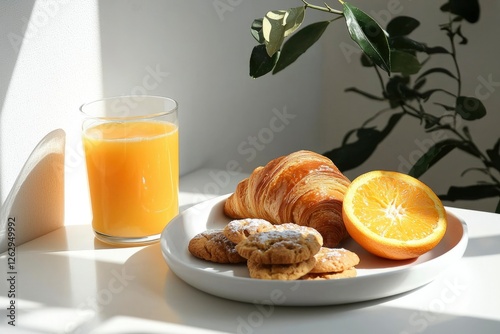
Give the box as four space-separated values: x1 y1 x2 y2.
160 193 469 305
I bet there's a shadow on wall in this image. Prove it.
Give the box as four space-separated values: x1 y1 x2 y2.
0 1 36 200
0 129 65 253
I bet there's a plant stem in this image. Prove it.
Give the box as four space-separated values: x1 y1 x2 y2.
301 0 343 15
446 17 462 129
448 21 462 97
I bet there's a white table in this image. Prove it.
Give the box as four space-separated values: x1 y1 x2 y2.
1 169 500 334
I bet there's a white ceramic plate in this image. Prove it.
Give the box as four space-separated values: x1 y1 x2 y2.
160 194 468 306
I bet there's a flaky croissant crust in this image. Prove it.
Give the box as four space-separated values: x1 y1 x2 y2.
224 150 351 247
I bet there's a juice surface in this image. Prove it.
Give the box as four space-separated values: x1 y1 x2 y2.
83 121 179 238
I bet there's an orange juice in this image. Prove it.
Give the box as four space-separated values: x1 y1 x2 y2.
83 121 178 239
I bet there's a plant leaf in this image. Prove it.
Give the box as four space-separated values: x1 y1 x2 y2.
273 21 330 74
456 96 486 120
409 139 478 178
440 184 500 202
262 7 306 57
386 16 420 37
343 2 391 74
251 18 264 43
262 10 288 56
249 44 279 78
283 6 306 37
390 50 421 75
323 113 403 171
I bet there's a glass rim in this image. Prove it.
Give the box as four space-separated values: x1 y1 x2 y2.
79 95 178 121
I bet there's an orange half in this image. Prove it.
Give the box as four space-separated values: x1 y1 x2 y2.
342 170 447 260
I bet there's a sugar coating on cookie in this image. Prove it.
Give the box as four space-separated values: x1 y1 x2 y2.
188 229 246 264
248 256 317 280
223 218 275 244
236 229 322 264
310 247 360 274
274 223 324 245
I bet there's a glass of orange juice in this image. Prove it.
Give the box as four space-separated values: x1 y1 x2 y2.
80 95 179 245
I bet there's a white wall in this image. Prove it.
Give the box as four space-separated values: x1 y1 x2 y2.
0 0 326 227
1 0 498 233
1 1 102 228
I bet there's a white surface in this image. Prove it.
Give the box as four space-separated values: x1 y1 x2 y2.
1 169 499 333
160 194 468 306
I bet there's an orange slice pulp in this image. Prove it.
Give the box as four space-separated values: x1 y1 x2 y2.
342 170 447 260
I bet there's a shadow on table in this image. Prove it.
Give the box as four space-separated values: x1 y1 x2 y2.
463 234 500 257
125 239 498 333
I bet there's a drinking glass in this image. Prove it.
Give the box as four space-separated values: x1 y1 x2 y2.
80 95 179 245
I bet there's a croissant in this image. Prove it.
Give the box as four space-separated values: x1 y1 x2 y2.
224 150 351 247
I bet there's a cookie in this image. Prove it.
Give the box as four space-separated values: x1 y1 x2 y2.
188 229 246 264
300 268 357 280
310 247 360 274
223 218 275 244
247 256 317 280
274 223 324 245
235 229 322 264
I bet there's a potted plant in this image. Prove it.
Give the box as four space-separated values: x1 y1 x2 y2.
248 0 500 213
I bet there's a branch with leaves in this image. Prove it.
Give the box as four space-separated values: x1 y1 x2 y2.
249 0 500 212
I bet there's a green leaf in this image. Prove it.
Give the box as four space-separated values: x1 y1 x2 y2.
263 10 288 56
323 113 403 171
409 139 478 178
390 50 421 75
249 44 279 78
343 2 391 74
251 18 264 43
456 96 486 120
409 140 458 178
262 7 305 57
273 21 330 74
283 6 305 37
440 184 499 202
386 16 420 37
